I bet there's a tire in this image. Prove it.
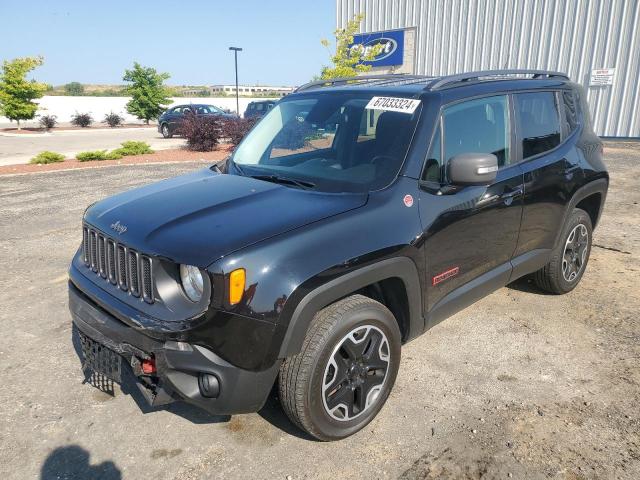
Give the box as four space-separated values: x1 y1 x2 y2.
533 208 593 294
161 123 172 138
278 294 401 441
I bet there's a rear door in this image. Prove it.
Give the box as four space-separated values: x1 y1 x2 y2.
418 94 524 320
511 90 583 273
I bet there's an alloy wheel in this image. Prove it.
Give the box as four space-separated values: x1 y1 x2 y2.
562 223 589 282
322 325 390 421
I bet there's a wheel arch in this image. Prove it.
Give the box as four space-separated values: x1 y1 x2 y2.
277 257 424 358
554 177 608 248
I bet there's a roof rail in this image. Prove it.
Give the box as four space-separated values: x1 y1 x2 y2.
295 74 431 92
426 69 569 91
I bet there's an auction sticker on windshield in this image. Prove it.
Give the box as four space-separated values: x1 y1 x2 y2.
366 96 421 114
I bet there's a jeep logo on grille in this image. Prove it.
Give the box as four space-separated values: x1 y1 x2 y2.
110 220 128 235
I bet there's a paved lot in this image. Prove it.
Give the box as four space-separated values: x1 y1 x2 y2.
0 146 638 480
0 128 184 166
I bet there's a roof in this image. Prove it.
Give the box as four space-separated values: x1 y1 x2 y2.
294 70 570 96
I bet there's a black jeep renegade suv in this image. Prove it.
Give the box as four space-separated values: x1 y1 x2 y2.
69 70 608 440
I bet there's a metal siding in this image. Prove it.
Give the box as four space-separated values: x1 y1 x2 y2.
337 0 640 137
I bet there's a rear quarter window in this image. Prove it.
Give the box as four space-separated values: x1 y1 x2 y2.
562 90 580 135
515 92 561 159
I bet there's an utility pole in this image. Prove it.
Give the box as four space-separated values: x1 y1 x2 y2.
229 46 243 116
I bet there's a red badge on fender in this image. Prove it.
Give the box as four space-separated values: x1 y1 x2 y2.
403 194 414 207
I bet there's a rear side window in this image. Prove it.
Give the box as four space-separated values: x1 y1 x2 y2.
443 95 511 168
562 90 580 134
515 92 561 158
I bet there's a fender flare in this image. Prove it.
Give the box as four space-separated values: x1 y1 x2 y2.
553 177 608 247
277 257 424 358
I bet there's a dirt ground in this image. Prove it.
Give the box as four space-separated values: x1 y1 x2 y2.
0 144 638 480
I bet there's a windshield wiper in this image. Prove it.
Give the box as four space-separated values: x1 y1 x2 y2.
250 174 316 190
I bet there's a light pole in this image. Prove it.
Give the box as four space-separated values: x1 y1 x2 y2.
229 46 242 116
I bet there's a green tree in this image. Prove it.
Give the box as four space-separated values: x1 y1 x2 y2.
123 62 171 124
64 82 85 96
319 13 383 80
0 56 48 129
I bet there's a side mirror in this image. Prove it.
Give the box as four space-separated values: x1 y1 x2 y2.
448 153 498 186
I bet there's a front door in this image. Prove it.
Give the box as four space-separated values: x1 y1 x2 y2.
418 94 524 325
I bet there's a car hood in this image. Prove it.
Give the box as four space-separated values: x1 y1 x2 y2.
84 169 367 267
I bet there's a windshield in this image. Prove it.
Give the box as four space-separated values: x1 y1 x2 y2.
231 92 421 193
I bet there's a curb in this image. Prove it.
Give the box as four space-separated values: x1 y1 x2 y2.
0 126 156 137
0 159 214 177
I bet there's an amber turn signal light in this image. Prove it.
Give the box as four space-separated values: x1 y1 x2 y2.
229 268 246 305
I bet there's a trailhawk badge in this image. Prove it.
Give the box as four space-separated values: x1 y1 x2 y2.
110 220 128 235
366 96 421 114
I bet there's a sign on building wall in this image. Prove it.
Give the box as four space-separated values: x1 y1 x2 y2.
350 29 405 67
590 68 615 86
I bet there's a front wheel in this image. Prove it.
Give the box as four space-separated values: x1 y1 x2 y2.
278 295 401 441
533 207 593 294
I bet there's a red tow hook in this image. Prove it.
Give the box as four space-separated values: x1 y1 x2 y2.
141 357 156 375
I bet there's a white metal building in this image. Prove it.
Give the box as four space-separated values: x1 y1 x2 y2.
337 0 640 138
208 85 294 97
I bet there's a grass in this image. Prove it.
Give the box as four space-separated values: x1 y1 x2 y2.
76 150 122 162
75 142 154 162
112 141 154 156
30 151 66 164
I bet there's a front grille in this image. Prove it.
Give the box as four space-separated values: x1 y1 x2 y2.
82 224 155 303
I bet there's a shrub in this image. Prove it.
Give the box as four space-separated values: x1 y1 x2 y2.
64 82 84 95
112 140 153 156
272 120 316 150
30 151 66 164
71 112 93 128
221 117 257 146
76 150 122 162
103 112 124 128
180 114 223 151
38 114 57 130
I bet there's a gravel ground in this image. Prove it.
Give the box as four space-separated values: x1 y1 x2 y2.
0 145 638 480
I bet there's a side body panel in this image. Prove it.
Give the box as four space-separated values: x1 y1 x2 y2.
208 176 427 370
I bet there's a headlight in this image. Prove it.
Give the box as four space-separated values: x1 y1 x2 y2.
180 264 204 302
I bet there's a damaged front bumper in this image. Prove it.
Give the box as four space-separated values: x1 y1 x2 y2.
68 277 280 415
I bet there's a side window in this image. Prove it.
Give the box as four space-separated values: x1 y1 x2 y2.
422 124 442 182
515 92 561 159
443 95 511 170
562 90 579 135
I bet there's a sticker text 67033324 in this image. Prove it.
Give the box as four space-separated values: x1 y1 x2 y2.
366 96 421 114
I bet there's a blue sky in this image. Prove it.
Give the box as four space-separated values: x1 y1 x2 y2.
0 0 335 86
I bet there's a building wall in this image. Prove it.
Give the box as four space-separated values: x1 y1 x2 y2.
337 0 640 137
0 96 279 126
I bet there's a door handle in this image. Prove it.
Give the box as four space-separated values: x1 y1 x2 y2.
500 186 523 205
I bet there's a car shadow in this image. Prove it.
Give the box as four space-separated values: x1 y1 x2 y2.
257 385 318 441
506 275 553 295
41 445 121 480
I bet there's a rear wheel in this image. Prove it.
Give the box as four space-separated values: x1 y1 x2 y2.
533 208 592 294
278 295 401 441
161 123 172 138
